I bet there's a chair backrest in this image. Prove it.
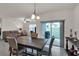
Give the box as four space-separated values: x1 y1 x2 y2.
7 37 18 49
48 36 55 56
31 32 38 38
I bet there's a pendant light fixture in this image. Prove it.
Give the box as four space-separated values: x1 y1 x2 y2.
24 2 40 23
31 3 40 20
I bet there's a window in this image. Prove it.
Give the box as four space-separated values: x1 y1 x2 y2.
29 24 36 32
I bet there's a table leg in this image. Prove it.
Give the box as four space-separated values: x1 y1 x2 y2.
66 39 68 51
32 49 33 53
37 50 38 56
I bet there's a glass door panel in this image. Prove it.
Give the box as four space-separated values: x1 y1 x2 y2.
51 22 60 46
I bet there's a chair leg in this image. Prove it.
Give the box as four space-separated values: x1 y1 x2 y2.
39 52 42 56
10 52 11 56
32 49 33 53
38 51 42 56
37 50 39 56
48 52 51 56
9 47 12 56
16 53 18 56
24 48 27 53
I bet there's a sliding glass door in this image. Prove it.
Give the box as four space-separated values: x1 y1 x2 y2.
41 21 64 47
51 22 60 46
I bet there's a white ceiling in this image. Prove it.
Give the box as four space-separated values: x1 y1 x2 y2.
0 3 76 18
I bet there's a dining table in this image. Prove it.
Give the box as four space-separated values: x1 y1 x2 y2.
17 36 48 55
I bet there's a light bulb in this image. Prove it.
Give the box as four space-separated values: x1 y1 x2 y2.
31 14 35 19
36 16 40 19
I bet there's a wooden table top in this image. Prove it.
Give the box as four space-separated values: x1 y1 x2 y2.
17 36 48 50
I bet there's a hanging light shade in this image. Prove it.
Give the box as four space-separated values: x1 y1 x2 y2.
31 14 35 20
31 3 40 20
31 14 40 20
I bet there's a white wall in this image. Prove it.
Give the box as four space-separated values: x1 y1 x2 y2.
73 4 79 39
0 19 1 28
2 18 24 31
0 19 2 39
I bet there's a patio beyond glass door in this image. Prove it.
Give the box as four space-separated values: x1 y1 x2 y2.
51 22 60 46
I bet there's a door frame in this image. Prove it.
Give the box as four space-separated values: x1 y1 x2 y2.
40 20 65 48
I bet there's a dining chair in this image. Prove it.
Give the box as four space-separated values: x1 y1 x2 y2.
30 31 38 39
41 36 55 56
7 37 26 56
48 37 55 56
